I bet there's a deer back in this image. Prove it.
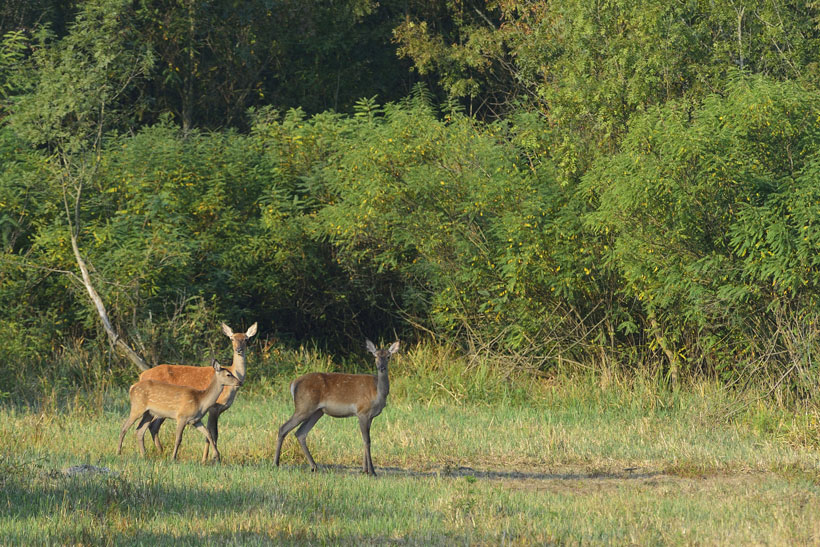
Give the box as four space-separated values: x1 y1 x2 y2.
140 364 213 390
136 322 256 401
139 363 242 406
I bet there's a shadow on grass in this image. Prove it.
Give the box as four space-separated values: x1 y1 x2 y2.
0 468 474 545
0 528 469 547
0 453 676 545
294 462 666 482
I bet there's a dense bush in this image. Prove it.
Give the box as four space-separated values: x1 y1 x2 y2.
1 0 819 397
586 76 820 380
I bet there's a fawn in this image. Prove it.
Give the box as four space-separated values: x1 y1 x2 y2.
117 359 242 463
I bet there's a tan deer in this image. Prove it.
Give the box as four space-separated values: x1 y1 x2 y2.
117 359 242 462
139 322 257 460
274 339 399 476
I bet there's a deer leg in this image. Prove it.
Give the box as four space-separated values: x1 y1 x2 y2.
171 420 186 461
295 410 324 472
274 411 311 466
148 417 165 452
358 415 375 476
202 406 222 462
117 409 143 456
193 420 220 463
135 411 154 456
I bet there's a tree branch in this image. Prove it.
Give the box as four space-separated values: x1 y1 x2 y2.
62 175 150 372
68 228 151 372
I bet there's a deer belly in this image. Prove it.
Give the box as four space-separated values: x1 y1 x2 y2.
321 401 358 418
145 404 179 420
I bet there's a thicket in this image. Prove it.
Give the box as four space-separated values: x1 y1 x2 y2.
0 0 818 397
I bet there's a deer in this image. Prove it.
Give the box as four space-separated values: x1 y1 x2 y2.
138 322 257 461
274 339 399 476
117 359 242 462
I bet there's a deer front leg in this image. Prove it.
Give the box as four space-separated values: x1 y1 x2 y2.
135 412 154 456
148 417 165 452
201 405 222 462
193 420 220 463
358 415 375 476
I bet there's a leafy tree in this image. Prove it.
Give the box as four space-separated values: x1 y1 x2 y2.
6 0 155 372
311 95 605 362
585 75 820 379
395 0 820 179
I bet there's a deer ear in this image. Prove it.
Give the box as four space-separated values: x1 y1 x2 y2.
222 323 234 337
365 339 378 355
246 322 258 338
388 341 400 355
212 359 222 372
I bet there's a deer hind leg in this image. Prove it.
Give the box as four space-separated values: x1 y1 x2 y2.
148 417 165 452
358 415 375 476
135 411 154 456
201 405 222 462
117 408 144 456
274 410 314 467
192 420 219 463
294 409 324 472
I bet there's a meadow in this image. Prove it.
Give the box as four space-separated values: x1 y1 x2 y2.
2 345 820 545
4 3 820 544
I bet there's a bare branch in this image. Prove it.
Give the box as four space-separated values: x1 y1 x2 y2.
61 170 150 372
68 227 151 372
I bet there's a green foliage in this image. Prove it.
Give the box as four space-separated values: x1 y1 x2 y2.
0 29 28 105
395 0 820 178
5 0 416 129
316 99 577 350
586 75 820 375
2 0 820 394
9 0 153 152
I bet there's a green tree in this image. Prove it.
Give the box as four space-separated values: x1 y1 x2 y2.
585 75 820 380
6 0 155 371
395 0 820 180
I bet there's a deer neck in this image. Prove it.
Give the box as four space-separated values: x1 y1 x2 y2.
229 349 247 382
201 375 228 410
376 366 390 401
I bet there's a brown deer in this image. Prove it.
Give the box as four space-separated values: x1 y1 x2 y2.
274 339 399 476
117 359 242 462
139 322 257 460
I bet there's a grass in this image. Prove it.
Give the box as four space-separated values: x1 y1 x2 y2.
2 344 820 544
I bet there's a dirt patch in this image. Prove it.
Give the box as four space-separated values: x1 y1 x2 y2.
314 462 781 495
42 464 120 479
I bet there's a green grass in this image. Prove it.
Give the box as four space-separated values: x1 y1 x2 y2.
2 347 820 544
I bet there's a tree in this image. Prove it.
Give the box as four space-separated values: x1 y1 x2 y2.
8 0 154 371
585 75 820 379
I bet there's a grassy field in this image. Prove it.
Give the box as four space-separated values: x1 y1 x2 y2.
2 349 820 544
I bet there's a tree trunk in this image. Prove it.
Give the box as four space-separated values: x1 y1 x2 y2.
70 230 151 372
